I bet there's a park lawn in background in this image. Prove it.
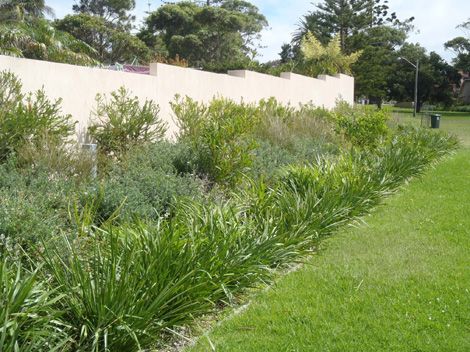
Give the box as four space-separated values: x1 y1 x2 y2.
188 149 470 352
392 109 470 146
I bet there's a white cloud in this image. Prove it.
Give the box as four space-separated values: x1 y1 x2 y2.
389 0 470 62
250 0 312 61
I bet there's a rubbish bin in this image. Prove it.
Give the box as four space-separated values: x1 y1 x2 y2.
430 114 441 129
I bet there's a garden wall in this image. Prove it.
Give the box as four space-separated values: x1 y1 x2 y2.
0 55 354 140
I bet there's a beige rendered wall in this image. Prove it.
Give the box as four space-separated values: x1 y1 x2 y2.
0 55 159 140
0 55 354 139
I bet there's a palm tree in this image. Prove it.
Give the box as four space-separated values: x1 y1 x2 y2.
0 19 99 65
0 0 55 22
0 1 100 65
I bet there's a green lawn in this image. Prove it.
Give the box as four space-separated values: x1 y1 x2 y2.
392 109 470 146
188 149 470 352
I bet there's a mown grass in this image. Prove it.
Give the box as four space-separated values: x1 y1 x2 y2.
392 108 470 146
188 149 470 352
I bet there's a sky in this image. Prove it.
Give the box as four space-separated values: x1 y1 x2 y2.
47 0 470 63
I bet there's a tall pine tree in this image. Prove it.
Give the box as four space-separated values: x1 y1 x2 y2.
294 0 413 53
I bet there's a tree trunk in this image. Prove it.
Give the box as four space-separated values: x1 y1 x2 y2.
377 98 383 109
340 28 346 51
416 101 423 113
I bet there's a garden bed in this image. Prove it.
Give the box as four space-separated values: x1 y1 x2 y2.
0 70 459 351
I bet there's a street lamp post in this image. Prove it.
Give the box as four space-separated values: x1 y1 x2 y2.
399 57 419 117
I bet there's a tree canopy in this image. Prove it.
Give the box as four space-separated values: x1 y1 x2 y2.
72 0 136 26
287 0 463 108
388 44 460 110
139 0 268 69
55 13 151 64
351 25 406 106
445 19 470 73
282 0 415 104
294 0 414 53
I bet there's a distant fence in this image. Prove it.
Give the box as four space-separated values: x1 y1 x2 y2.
0 55 354 140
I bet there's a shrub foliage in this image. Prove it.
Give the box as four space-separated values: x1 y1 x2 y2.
172 96 260 187
88 87 167 159
0 70 74 161
332 103 390 148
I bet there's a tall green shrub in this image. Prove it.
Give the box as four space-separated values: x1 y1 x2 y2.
0 70 75 161
88 87 167 159
332 103 390 149
172 96 260 187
